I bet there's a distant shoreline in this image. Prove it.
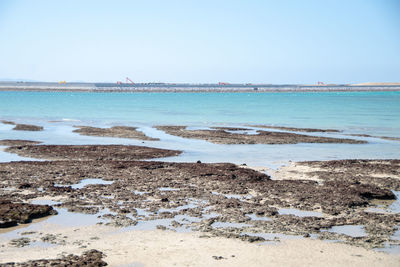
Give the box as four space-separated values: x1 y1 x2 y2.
1 85 400 93
1 88 400 93
1 81 400 92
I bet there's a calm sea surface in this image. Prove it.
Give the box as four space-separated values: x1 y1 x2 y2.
0 91 399 137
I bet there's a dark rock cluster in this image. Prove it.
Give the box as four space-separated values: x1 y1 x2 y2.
73 125 159 141
0 200 57 228
6 145 182 161
0 249 107 266
155 126 365 144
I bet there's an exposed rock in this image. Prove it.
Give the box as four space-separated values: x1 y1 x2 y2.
0 200 57 228
155 126 365 144
0 120 16 125
6 145 182 161
9 238 30 248
297 159 400 190
12 124 43 131
0 249 107 266
73 125 159 141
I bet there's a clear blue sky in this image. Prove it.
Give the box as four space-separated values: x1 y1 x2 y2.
0 0 399 83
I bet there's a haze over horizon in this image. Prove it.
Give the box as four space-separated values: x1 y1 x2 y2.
0 0 399 84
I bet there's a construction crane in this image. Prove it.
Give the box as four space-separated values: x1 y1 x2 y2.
126 77 135 84
116 77 134 85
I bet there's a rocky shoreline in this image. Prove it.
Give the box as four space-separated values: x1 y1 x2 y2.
0 117 399 266
0 143 399 252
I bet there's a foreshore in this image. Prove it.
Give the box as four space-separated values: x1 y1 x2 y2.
1 122 399 266
1 82 400 92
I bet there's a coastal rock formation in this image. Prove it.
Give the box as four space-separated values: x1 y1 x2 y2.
0 200 57 228
0 154 398 249
5 145 181 161
0 249 107 266
295 159 400 190
1 121 44 131
12 124 43 131
0 120 16 125
155 126 365 144
73 125 159 141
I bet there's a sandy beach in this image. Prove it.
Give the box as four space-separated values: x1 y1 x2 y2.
2 224 400 266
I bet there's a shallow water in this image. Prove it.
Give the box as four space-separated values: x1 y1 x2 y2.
71 178 114 189
367 191 400 214
240 232 315 246
278 208 324 217
322 225 367 238
0 118 399 169
0 146 39 162
1 91 399 138
246 214 272 221
388 191 400 213
0 206 107 239
158 187 180 191
212 222 251 228
211 192 252 200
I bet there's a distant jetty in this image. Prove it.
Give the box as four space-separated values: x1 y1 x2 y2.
1 81 400 92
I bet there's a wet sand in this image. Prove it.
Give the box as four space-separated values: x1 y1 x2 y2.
1 225 399 266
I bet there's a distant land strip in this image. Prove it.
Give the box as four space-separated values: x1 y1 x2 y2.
1 82 400 92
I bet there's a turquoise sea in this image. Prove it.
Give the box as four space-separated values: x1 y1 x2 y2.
0 91 399 167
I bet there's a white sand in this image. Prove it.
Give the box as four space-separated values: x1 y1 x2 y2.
0 223 399 266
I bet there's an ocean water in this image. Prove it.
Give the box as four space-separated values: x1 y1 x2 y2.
0 91 399 137
0 91 399 167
